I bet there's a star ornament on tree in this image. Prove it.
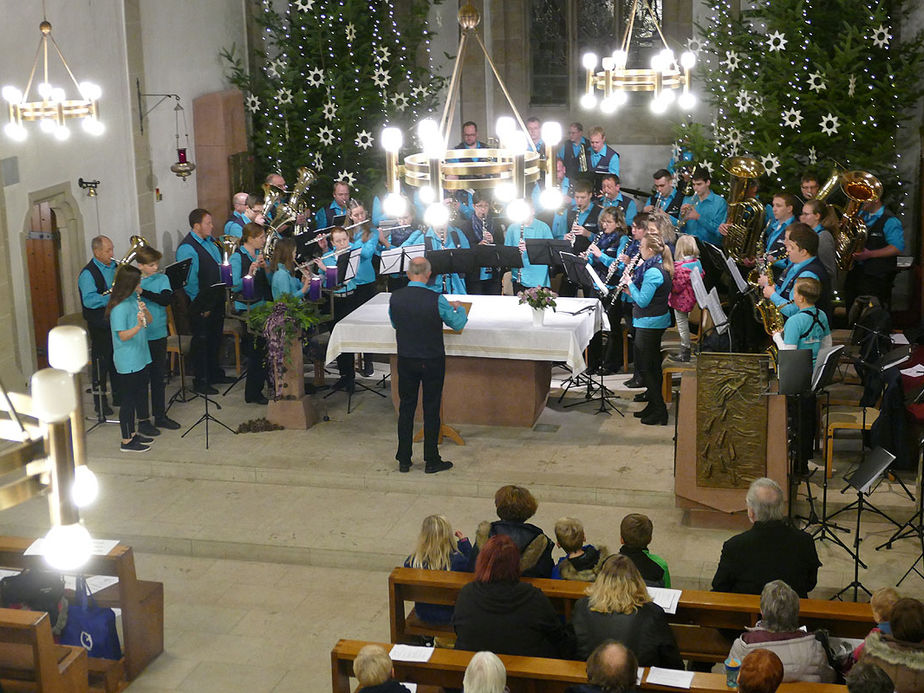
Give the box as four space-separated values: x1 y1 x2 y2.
246 94 262 113
781 107 803 129
766 30 788 52
278 88 293 105
323 100 337 121
734 89 753 113
685 37 706 56
820 113 840 136
306 67 325 88
293 0 314 11
313 152 324 169
411 85 428 100
317 126 335 146
807 71 827 93
722 50 741 71
336 170 357 188
808 146 818 165
390 92 409 112
699 160 713 176
760 154 781 176
725 128 742 148
372 68 391 89
871 24 891 49
346 23 356 42
848 74 857 97
375 46 391 63
354 130 374 150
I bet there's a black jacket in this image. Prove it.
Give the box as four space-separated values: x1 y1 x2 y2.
711 520 821 598
619 546 665 587
471 520 555 578
358 681 412 693
452 581 573 658
571 598 683 667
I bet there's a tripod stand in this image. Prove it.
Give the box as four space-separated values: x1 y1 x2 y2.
86 351 118 432
876 436 924 585
832 447 898 601
180 381 236 449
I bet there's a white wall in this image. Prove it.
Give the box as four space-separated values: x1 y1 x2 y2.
138 0 246 262
0 0 246 374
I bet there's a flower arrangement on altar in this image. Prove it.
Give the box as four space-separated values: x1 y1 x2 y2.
517 286 558 312
246 295 320 400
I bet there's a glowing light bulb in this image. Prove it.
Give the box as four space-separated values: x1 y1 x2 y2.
72 466 99 507
50 87 66 103
82 118 104 136
39 118 56 133
2 86 22 103
582 52 598 70
600 98 616 114
43 524 92 570
382 192 407 217
579 92 597 110
539 187 563 211
37 82 53 99
678 91 697 111
494 182 517 203
418 185 436 205
613 91 629 106
380 126 402 152
650 97 668 115
612 50 628 69
79 81 102 101
507 198 530 224
4 122 27 141
680 51 696 70
423 202 449 228
540 121 562 146
54 125 70 141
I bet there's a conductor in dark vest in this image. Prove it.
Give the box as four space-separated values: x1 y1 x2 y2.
389 257 468 474
78 235 119 415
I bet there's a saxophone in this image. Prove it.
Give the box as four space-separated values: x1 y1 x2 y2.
578 142 589 173
608 253 641 306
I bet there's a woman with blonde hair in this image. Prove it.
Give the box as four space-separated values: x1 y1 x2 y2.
404 514 472 625
623 233 674 425
570 554 682 666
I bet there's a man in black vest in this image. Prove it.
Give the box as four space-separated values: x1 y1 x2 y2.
759 223 831 319
389 257 468 474
559 122 591 184
77 235 119 415
587 126 620 194
844 198 905 315
642 169 684 222
176 208 232 395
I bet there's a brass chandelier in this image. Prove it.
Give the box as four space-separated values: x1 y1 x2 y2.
580 0 696 114
2 8 103 142
380 3 564 225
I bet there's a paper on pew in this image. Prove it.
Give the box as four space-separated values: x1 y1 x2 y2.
62 575 120 594
645 667 694 688
900 364 924 377
0 569 19 581
25 538 119 557
389 644 434 662
647 587 682 614
400 685 417 693
636 667 644 685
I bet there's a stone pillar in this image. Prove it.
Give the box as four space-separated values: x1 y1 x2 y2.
266 335 322 429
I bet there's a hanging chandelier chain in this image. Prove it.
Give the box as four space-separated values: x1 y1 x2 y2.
642 0 672 52
620 0 639 54
49 36 86 92
438 32 469 146
471 31 533 147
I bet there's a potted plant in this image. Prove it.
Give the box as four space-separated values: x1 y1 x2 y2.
517 286 558 327
247 295 323 428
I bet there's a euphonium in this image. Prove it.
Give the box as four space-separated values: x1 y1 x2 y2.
262 229 280 263
269 167 317 234
103 235 152 294
722 156 766 261
262 182 285 223
833 170 881 271
814 164 845 203
216 234 240 264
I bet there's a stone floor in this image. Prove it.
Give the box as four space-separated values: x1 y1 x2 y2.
2 361 922 692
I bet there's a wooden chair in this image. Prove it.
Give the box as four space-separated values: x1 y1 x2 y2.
222 316 243 376
823 405 880 478
0 608 87 693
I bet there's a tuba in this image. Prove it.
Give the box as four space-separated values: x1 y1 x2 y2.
722 156 766 262
103 235 152 294
269 167 317 234
833 171 881 271
814 164 845 204
262 181 285 224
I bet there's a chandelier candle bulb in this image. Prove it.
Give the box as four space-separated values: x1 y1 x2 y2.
48 326 91 472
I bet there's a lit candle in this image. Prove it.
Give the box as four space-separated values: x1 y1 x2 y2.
325 265 338 288
242 274 254 300
309 277 321 301
220 262 233 287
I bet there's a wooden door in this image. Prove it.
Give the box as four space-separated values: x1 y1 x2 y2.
26 203 64 368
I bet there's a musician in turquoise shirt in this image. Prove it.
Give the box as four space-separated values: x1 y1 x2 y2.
404 223 469 294
680 172 728 247
230 224 268 311
763 193 797 269
269 238 310 299
505 204 553 292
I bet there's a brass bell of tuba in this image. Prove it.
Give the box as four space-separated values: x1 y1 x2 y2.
722 156 766 262
216 234 241 265
814 163 845 204
833 170 881 271
102 235 152 294
268 167 317 234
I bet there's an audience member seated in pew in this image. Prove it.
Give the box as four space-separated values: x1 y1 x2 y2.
712 478 820 598
618 513 670 588
354 644 412 693
565 640 639 693
462 651 506 693
848 587 899 670
571 554 683 668
728 580 835 684
738 648 784 693
858 597 924 693
403 514 472 627
846 660 895 693
471 485 555 578
453 535 573 658
551 517 607 581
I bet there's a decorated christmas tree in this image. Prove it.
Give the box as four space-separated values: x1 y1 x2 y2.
675 0 924 207
222 0 446 206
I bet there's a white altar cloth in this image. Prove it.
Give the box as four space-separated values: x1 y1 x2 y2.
325 293 607 373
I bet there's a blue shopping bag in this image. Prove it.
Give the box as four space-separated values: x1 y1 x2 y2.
59 577 122 660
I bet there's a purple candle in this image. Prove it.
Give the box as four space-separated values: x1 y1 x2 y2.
220 262 233 287
325 265 338 289
242 274 254 300
309 276 321 301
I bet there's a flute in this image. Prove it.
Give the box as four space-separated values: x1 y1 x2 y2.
137 295 147 328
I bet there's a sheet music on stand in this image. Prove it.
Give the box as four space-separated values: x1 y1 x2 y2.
164 258 192 291
725 254 749 294
812 344 844 392
689 269 710 310
379 244 426 275
585 264 610 296
341 247 361 283
706 288 728 334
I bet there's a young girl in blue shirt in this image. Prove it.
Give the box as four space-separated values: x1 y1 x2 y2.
107 265 153 452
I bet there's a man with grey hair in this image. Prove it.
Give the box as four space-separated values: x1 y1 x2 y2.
728 580 835 683
566 640 638 692
712 478 820 598
224 192 250 237
353 644 411 692
462 651 507 693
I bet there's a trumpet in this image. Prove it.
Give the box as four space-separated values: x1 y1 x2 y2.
677 197 701 231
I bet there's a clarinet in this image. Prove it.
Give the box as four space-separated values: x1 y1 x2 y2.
608 253 641 306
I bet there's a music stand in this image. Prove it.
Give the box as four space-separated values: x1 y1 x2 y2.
832 446 897 601
876 435 924 585
426 247 477 281
380 244 426 277
777 349 816 523
525 239 572 270
471 244 522 276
